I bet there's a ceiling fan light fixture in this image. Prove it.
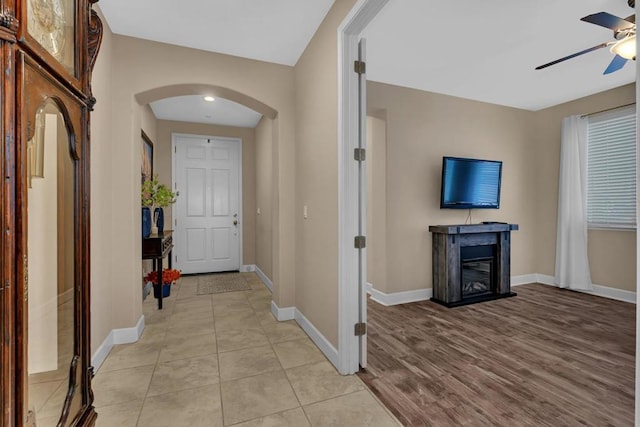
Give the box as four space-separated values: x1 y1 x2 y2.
610 35 636 59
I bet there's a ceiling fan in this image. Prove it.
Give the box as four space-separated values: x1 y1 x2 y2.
536 0 636 75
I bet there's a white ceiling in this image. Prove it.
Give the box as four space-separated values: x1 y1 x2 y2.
98 0 335 66
99 0 335 127
150 95 263 128
100 0 636 124
363 0 636 111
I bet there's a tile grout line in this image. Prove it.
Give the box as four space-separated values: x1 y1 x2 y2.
135 287 175 426
99 273 358 426
251 274 318 426
224 275 302 425
212 290 228 426
256 279 309 426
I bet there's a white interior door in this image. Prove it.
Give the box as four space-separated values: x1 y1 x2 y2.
357 38 367 369
173 134 241 274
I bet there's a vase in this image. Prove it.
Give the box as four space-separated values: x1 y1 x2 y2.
152 282 171 298
142 207 152 238
154 207 164 233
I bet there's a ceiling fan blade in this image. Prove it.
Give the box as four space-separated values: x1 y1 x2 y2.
603 54 628 74
581 12 635 31
535 43 609 70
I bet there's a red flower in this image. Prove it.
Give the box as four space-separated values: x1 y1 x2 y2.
144 268 181 285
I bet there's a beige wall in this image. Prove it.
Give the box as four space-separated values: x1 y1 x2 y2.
294 0 358 347
90 2 635 363
107 34 296 330
367 81 538 293
155 120 257 265
366 116 388 292
533 83 636 291
367 80 635 294
255 117 273 279
90 6 114 354
141 105 157 147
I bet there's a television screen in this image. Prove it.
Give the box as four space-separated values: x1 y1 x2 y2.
440 157 502 209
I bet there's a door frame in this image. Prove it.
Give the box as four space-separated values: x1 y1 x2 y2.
337 0 390 375
171 132 244 271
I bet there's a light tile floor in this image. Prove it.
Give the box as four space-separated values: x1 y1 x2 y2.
93 272 401 427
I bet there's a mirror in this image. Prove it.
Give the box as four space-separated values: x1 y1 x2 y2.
26 100 77 427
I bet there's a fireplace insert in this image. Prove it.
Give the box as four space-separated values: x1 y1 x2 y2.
461 245 496 300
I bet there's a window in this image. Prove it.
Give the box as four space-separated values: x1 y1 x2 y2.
587 105 636 229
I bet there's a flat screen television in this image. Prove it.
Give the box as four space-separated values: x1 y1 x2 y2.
440 156 502 209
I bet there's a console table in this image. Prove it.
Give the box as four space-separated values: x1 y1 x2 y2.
429 223 518 307
142 230 173 309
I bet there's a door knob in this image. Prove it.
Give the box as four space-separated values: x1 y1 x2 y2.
233 220 238 226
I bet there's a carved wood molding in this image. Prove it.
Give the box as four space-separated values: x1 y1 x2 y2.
0 12 17 33
87 3 103 109
0 25 16 43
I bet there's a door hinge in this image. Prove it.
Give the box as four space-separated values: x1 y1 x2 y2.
354 148 366 162
174 146 177 153
354 60 366 74
354 322 367 336
175 218 178 227
354 235 366 249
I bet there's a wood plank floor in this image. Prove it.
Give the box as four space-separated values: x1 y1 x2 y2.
358 284 635 426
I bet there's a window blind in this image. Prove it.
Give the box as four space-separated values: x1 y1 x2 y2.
587 106 636 229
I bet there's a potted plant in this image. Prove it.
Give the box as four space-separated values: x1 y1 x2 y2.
141 177 156 238
153 181 177 234
144 268 181 299
140 174 178 236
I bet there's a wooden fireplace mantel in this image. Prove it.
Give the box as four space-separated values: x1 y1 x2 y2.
429 223 519 307
429 223 518 235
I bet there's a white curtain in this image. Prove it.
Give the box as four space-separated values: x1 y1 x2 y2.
555 115 592 291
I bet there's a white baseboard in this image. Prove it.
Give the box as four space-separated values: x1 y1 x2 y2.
271 300 295 321
241 264 256 272
295 309 340 369
513 273 636 304
266 301 340 371
366 283 432 306
366 274 636 306
255 265 273 293
511 274 539 286
534 274 556 286
91 315 145 373
588 284 636 304
113 315 145 344
142 281 152 300
91 331 114 374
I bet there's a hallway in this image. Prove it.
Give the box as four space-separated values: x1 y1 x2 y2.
92 272 400 426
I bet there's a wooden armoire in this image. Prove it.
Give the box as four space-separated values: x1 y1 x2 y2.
0 0 103 425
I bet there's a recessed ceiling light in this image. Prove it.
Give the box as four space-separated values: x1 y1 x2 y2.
204 96 215 102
